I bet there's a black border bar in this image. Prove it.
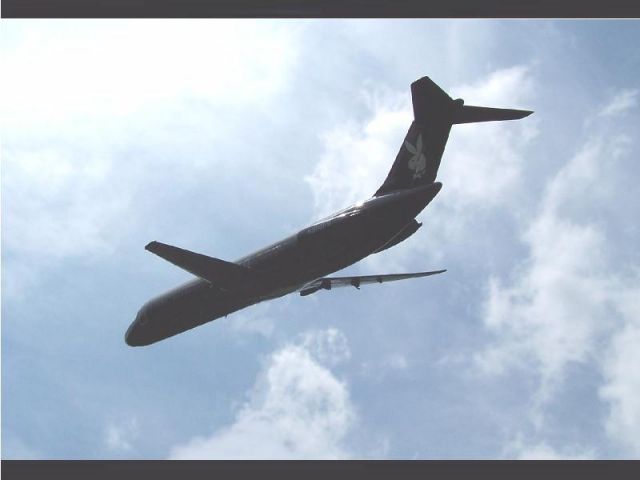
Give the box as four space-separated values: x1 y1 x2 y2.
3 460 640 480
2 0 640 19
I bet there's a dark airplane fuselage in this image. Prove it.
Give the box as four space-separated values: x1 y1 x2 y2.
125 182 442 346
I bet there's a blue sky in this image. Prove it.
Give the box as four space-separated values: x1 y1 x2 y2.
2 20 639 459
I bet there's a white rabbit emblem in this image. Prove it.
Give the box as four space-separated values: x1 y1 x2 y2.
404 133 427 180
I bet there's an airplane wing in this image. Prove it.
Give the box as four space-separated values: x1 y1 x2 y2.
145 241 251 290
299 269 446 296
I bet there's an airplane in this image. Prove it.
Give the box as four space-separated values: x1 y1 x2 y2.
125 76 532 347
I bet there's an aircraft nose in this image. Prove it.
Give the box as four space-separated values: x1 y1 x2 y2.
125 310 147 347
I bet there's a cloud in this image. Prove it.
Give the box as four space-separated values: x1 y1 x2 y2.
599 289 640 457
105 418 139 453
476 88 640 455
599 89 639 117
477 134 636 390
439 66 537 207
1 21 301 296
2 148 130 259
228 303 277 338
168 328 356 459
301 327 351 367
305 89 412 219
476 183 613 385
1 21 298 130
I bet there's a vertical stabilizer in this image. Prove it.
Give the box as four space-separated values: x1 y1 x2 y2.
374 77 456 196
374 76 532 197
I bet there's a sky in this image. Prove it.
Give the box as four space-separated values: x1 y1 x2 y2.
1 20 639 460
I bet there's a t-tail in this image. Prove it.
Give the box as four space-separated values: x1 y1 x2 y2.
374 76 533 197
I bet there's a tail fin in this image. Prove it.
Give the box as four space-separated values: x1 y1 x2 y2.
374 76 532 197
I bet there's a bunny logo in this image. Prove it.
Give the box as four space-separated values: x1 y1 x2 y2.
404 133 427 180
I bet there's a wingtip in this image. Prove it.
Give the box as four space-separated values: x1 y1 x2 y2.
505 108 534 120
145 241 158 252
422 269 447 276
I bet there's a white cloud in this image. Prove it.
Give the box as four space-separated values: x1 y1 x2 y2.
477 134 637 392
1 21 301 292
305 92 412 219
2 148 129 259
599 287 640 457
105 418 139 453
228 303 276 338
599 89 639 117
440 66 537 207
301 327 351 367
1 21 298 130
476 89 640 455
169 328 356 459
477 205 613 386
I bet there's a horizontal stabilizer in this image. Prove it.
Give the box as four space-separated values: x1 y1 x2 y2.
452 105 533 124
299 269 446 296
145 241 251 290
